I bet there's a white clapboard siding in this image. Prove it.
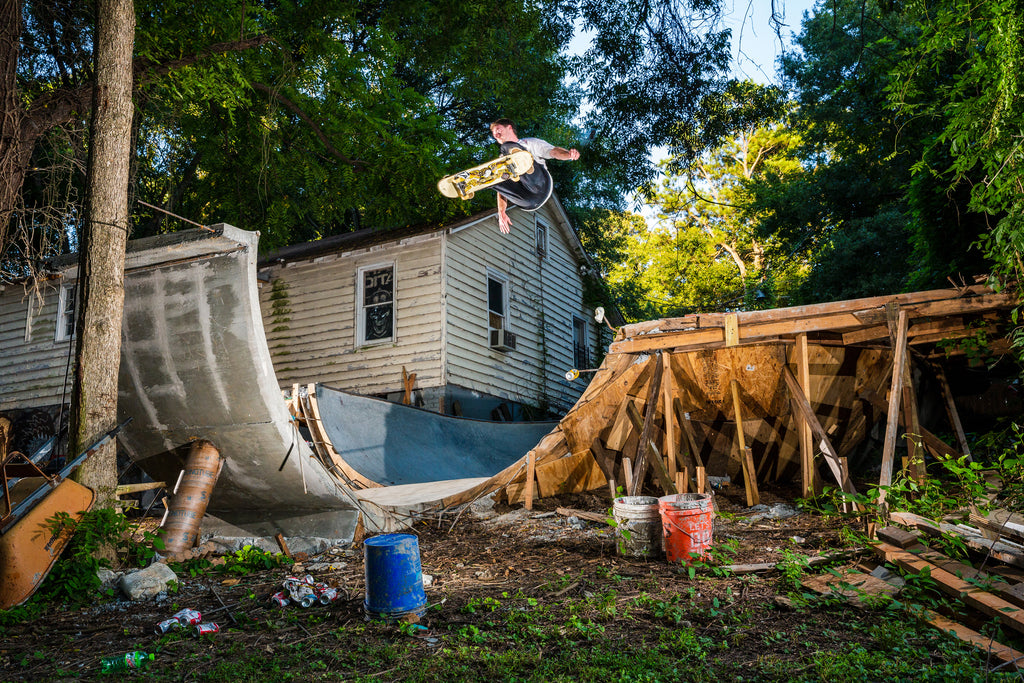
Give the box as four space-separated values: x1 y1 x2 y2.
0 280 75 410
444 202 593 412
258 233 444 394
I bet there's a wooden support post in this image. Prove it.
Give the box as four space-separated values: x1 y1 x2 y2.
794 333 814 498
730 380 759 507
932 361 972 462
782 366 858 499
625 401 678 495
879 308 909 509
902 357 925 483
524 451 536 511
402 367 417 405
696 466 707 494
662 353 678 479
629 353 664 495
622 457 633 495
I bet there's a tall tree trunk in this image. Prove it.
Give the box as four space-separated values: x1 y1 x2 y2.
69 0 135 506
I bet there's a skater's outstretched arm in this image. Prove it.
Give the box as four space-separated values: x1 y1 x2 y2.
497 193 512 234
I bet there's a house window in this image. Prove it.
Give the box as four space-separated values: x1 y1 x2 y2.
55 282 76 342
487 270 509 332
572 316 590 369
535 218 548 256
357 264 394 345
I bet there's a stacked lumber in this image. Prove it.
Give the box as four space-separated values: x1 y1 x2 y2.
498 283 1016 507
873 522 1024 669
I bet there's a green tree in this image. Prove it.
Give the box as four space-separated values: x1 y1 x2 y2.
886 0 1024 320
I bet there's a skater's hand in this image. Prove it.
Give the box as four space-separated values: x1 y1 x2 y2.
498 208 512 234
497 194 512 234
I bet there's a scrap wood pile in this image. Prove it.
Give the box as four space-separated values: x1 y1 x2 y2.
799 505 1024 670
495 281 1017 509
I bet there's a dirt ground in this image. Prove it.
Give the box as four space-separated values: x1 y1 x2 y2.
0 484 991 681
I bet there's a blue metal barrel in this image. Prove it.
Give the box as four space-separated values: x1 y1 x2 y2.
363 533 428 619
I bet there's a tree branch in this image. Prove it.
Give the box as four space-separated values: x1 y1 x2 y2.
252 82 366 169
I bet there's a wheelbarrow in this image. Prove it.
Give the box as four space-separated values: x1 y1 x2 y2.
0 419 130 609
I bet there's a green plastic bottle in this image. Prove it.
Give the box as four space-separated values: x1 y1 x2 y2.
100 651 155 673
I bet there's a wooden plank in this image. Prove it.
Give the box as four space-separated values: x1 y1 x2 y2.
890 511 1024 569
300 385 378 489
876 525 920 549
843 325 889 345
741 447 759 507
801 568 900 607
932 361 972 461
724 313 739 346
900 354 925 483
794 333 814 498
878 309 908 508
662 353 678 479
524 450 537 511
535 451 607 499
730 380 759 507
115 481 166 496
625 401 677 496
588 438 619 484
556 507 607 524
782 366 857 497
860 389 959 459
918 609 1024 670
874 541 1024 637
970 508 1024 545
629 352 664 495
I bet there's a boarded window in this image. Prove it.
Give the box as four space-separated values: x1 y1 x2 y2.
358 265 394 345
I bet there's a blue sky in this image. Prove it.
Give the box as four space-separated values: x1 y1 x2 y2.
724 0 816 84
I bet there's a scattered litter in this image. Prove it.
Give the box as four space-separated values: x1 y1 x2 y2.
100 651 154 673
195 623 220 636
790 536 806 544
154 608 202 634
422 574 434 587
274 575 341 608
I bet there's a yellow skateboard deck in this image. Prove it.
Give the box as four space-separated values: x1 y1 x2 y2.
438 149 534 200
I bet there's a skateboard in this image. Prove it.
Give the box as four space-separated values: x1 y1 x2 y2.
438 149 535 200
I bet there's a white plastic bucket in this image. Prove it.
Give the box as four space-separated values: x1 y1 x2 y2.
612 496 662 557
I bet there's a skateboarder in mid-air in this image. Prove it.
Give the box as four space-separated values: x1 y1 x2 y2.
488 119 580 234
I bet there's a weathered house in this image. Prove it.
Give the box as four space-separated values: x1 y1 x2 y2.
257 197 606 420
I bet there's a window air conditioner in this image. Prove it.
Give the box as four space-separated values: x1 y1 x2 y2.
489 328 517 351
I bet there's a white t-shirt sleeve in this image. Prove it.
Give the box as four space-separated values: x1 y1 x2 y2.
521 137 555 161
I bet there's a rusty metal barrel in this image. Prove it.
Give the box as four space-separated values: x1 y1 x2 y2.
162 440 223 555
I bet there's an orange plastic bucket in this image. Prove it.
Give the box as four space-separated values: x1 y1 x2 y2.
658 493 714 565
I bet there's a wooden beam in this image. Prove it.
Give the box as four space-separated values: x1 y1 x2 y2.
524 451 536 511
932 361 972 461
874 541 1024 638
782 366 858 498
629 353 664 495
730 380 759 507
860 389 959 460
878 309 908 508
625 401 678 496
662 353 678 480
793 333 814 498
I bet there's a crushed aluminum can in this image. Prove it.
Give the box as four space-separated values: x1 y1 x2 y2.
317 587 339 605
195 622 220 636
155 618 182 634
173 608 203 626
271 591 291 607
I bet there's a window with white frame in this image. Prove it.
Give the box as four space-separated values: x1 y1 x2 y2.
55 282 77 342
356 264 394 345
572 316 590 369
487 270 508 332
535 218 548 256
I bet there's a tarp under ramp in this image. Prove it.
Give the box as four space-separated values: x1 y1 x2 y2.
314 384 557 487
